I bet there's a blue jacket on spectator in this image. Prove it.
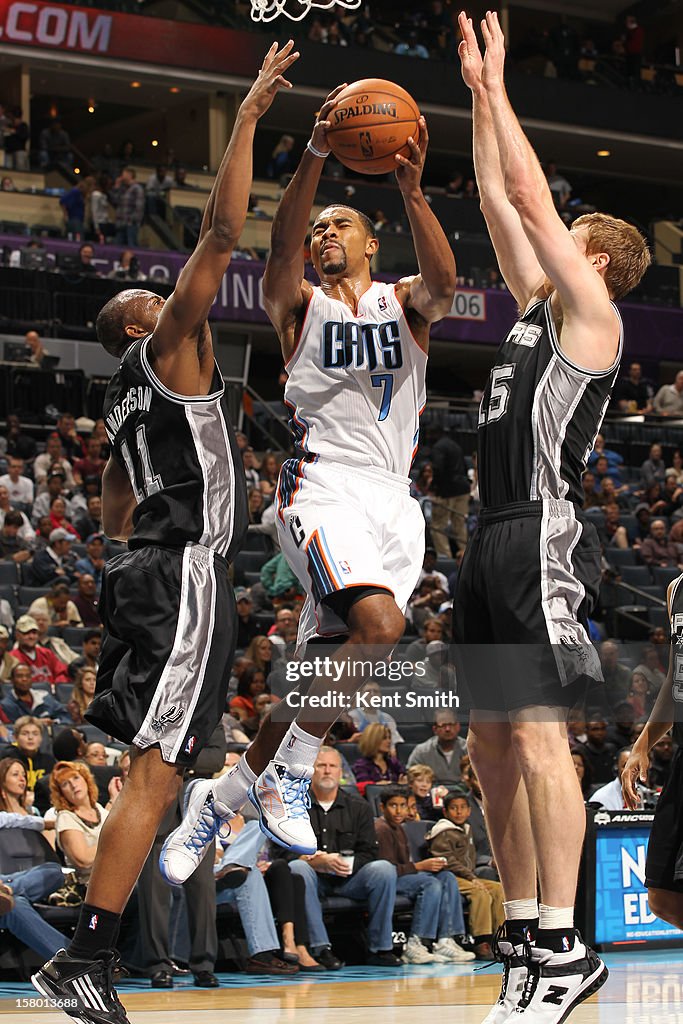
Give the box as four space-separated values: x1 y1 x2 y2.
74 555 103 589
0 689 71 724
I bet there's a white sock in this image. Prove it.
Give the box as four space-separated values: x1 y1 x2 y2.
273 721 322 770
538 905 574 930
504 898 539 922
213 755 256 815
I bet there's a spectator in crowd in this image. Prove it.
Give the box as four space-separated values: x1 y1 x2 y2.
84 743 107 768
229 667 272 737
411 463 433 500
429 428 470 556
571 748 593 799
69 667 97 726
395 31 430 58
375 787 473 963
406 763 447 822
68 629 101 679
459 757 497 879
267 134 295 179
75 243 98 277
234 588 261 648
640 519 683 568
416 547 450 592
39 118 72 169
244 635 274 675
0 510 32 564
582 471 601 510
0 486 34 545
174 167 191 189
576 717 617 784
242 448 260 489
50 760 117 888
4 107 29 170
426 792 504 959
288 746 401 967
111 166 145 246
24 330 53 370
4 414 37 461
34 439 75 492
409 577 450 633
348 679 404 745
407 711 467 786
640 643 667 688
73 495 104 542
0 663 70 724
667 450 683 487
588 433 624 481
91 174 114 242
28 580 83 628
60 177 95 240
74 534 106 591
0 757 55 840
30 610 78 668
69 575 101 628
649 733 674 788
260 550 303 603
615 361 653 413
53 413 86 463
654 371 683 417
31 528 77 586
352 723 406 795
599 640 632 707
544 159 573 210
627 667 655 718
73 438 106 485
641 443 667 490
606 701 637 749
10 615 69 687
589 748 633 810
404 618 444 664
259 453 280 499
0 716 55 794
145 165 174 216
47 497 80 541
631 502 652 547
267 607 297 652
248 487 264 524
598 503 629 550
0 626 18 684
0 456 33 509
623 14 644 84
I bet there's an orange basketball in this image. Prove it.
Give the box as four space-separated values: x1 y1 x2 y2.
325 79 420 175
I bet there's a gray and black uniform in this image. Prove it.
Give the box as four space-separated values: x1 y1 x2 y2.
87 335 248 765
645 573 683 892
454 296 623 711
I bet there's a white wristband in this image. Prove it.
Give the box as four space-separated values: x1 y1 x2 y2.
307 139 329 160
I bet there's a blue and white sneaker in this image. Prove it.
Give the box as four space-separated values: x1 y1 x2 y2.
159 778 233 886
248 760 316 854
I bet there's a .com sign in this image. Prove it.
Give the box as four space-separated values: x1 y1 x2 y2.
0 2 112 53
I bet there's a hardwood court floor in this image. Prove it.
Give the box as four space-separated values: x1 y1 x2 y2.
2 951 683 1023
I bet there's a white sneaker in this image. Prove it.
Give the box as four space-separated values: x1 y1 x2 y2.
433 937 476 963
248 761 316 854
481 933 529 1024
159 779 233 886
401 936 437 964
514 934 608 1022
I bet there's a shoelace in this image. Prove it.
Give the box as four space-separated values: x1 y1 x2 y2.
184 798 225 853
280 773 311 819
515 935 540 1011
473 923 511 973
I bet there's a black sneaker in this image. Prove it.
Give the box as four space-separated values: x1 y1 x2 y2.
314 946 344 970
515 933 608 1023
366 950 403 968
32 948 131 1024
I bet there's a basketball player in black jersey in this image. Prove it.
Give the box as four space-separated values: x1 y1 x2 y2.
455 13 650 1024
31 42 299 1024
622 576 683 929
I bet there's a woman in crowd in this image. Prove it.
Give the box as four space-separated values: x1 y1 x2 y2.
68 667 97 726
0 756 56 847
29 581 83 628
49 495 80 540
248 486 264 525
352 723 406 795
628 667 656 719
245 635 275 676
49 760 119 887
259 453 280 499
229 667 275 737
571 748 593 800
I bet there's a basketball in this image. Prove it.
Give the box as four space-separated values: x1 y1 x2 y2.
325 78 420 175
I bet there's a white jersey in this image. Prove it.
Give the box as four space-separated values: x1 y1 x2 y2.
284 281 427 479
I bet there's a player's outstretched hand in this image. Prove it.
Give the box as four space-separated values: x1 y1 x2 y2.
458 12 484 93
395 115 428 192
480 10 506 91
621 748 648 809
241 40 300 120
310 84 349 156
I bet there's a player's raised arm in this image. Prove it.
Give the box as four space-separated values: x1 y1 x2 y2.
393 117 456 333
153 41 299 358
479 12 619 368
458 12 543 310
262 85 347 352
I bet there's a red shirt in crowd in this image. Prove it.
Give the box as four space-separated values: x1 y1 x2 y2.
10 645 69 687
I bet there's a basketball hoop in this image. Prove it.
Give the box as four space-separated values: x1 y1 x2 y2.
250 0 361 23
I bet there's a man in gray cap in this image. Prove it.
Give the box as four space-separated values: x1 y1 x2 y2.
30 527 76 586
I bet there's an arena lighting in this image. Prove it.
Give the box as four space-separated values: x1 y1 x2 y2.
87 105 95 114
597 149 611 157
169 87 181 94
130 81 141 88
151 140 159 147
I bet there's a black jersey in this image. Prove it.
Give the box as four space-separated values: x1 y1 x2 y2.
477 297 623 508
669 575 683 747
103 335 248 558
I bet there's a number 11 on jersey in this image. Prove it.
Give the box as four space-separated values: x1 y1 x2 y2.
120 424 163 502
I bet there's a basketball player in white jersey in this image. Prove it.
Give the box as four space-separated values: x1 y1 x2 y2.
456 13 649 1024
161 86 455 889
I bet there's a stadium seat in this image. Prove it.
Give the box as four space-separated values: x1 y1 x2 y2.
648 607 671 633
0 563 19 585
56 683 73 703
402 820 430 861
619 514 639 540
0 584 18 610
395 741 415 765
363 784 387 816
80 725 111 745
17 586 49 606
398 723 434 743
606 548 637 568
435 558 457 578
652 566 682 590
337 741 361 767
62 627 86 649
619 566 652 589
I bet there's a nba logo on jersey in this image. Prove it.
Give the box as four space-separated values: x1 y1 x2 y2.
378 295 388 312
184 735 196 756
338 560 352 574
89 914 98 931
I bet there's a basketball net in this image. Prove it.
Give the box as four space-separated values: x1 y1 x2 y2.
250 0 361 23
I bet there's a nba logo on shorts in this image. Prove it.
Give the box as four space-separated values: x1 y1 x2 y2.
562 936 570 952
339 560 352 574
184 735 196 756
89 914 98 931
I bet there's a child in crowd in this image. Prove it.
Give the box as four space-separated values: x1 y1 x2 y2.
375 787 474 964
406 763 449 821
426 792 504 959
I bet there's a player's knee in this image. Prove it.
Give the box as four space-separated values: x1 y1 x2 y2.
648 889 683 929
509 720 558 770
467 725 509 770
349 602 405 647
